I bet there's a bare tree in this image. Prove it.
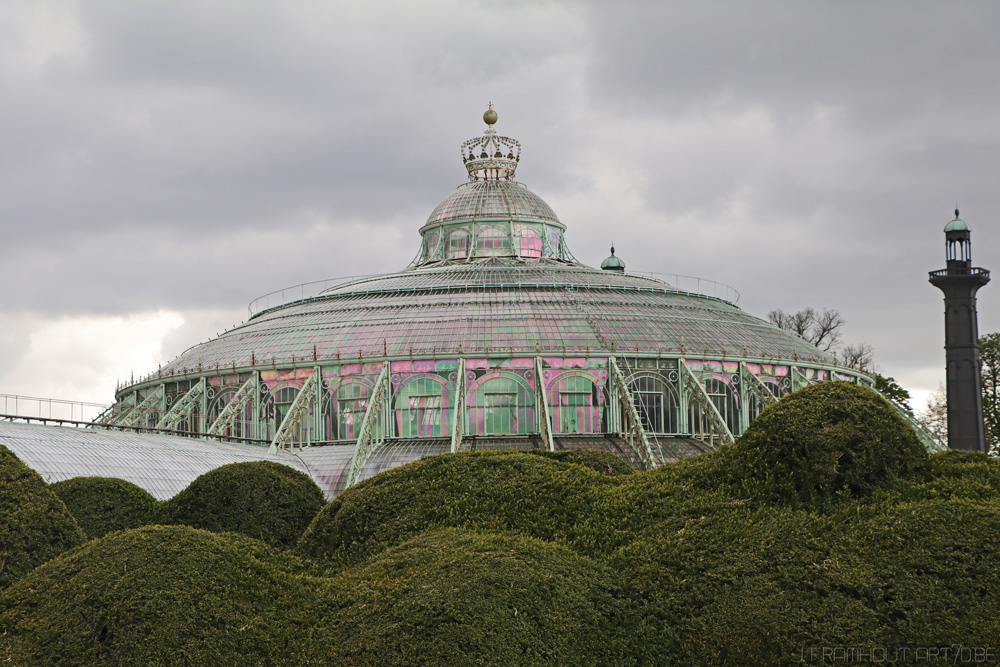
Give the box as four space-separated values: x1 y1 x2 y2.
768 309 793 331
839 343 875 370
767 307 844 352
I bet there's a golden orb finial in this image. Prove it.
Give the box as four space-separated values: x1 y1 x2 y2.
483 101 498 125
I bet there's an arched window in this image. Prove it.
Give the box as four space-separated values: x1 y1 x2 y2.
476 225 510 257
273 385 311 444
446 228 470 259
335 381 368 440
629 374 679 434
547 373 605 434
207 387 254 440
704 376 739 435
687 398 717 446
514 225 542 259
395 376 448 437
468 373 534 435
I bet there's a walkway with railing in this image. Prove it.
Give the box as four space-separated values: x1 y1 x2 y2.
0 394 109 424
630 272 741 305
247 275 381 318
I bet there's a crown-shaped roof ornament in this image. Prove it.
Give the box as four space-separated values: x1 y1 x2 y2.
461 103 521 182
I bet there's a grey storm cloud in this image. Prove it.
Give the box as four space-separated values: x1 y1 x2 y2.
1 0 998 405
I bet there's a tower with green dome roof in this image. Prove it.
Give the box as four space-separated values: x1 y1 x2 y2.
929 209 991 452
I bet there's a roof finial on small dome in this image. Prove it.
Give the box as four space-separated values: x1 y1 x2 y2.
484 101 498 125
610 244 616 256
955 206 960 219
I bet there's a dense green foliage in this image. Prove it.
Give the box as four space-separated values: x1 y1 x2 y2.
50 477 161 539
164 461 326 548
0 526 308 665
720 381 928 505
0 445 84 590
4 382 1000 664
296 450 615 569
300 529 627 666
981 331 1000 449
874 373 912 412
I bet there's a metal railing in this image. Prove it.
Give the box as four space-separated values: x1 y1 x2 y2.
0 413 269 445
247 275 383 318
0 394 110 424
630 272 741 305
928 267 990 279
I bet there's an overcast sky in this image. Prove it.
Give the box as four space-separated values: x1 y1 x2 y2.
2 1 998 413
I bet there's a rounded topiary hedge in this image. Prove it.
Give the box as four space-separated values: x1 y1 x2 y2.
613 504 865 664
296 451 616 569
724 382 928 504
6 432 1000 664
302 528 627 666
0 525 306 665
0 445 84 590
50 477 162 539
164 461 326 548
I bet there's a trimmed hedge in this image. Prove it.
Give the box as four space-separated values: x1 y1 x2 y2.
0 445 84 590
295 528 627 666
6 380 1000 663
612 498 1000 663
721 382 928 505
50 477 162 539
0 525 307 665
1 525 626 667
612 504 869 664
828 500 1000 645
296 451 617 569
164 461 326 548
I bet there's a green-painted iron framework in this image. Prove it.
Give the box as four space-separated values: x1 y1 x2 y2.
95 350 933 491
91 107 944 492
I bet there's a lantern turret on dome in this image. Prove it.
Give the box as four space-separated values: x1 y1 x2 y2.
413 106 572 266
944 209 973 268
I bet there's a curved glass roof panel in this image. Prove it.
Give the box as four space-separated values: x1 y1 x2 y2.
354 440 451 486
294 444 355 499
425 181 560 227
0 422 309 500
156 261 833 377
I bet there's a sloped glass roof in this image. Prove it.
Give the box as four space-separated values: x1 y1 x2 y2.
2 423 676 502
424 180 560 227
156 260 833 376
0 421 309 500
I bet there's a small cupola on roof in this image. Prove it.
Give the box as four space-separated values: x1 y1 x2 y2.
601 245 626 272
414 106 573 267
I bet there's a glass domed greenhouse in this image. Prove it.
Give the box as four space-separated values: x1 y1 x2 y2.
49 108 932 499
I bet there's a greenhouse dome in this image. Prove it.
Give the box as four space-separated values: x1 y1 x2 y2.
74 107 928 500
